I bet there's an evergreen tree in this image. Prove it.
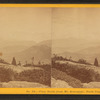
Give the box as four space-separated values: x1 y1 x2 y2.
12 57 16 65
94 58 99 66
31 57 34 65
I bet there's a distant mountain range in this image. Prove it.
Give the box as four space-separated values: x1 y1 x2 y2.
14 44 51 64
0 40 36 53
1 37 100 64
37 40 51 47
53 38 100 64
1 40 51 64
52 37 100 53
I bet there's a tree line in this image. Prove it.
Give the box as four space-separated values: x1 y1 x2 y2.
52 54 99 67
11 57 45 66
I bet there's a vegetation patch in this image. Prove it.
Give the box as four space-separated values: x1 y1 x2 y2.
0 67 17 82
52 68 82 88
0 64 51 86
52 60 100 83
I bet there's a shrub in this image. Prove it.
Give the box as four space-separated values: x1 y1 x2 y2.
0 58 9 64
0 67 16 82
17 68 51 86
0 64 51 87
78 59 87 64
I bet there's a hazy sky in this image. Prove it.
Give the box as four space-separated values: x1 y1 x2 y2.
52 8 100 42
1 8 100 43
0 8 52 42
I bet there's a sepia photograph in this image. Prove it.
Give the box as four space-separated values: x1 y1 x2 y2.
52 8 100 88
0 8 52 88
1 7 100 89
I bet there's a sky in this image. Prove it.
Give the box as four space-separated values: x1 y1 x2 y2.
52 8 100 42
0 7 52 42
1 8 100 43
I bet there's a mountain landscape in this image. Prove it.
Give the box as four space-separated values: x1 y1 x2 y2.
1 40 51 65
0 40 36 53
51 7 100 88
53 37 100 64
13 44 51 64
37 40 51 47
0 40 51 87
0 7 52 88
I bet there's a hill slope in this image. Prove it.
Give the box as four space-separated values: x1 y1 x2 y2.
16 44 51 64
0 40 36 54
59 45 100 64
3 44 51 64
52 37 97 53
2 40 51 64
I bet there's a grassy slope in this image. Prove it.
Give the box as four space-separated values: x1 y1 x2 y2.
52 68 82 88
0 63 51 86
53 60 100 83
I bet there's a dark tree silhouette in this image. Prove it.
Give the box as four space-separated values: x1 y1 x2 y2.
94 58 99 66
31 57 34 65
38 61 41 65
12 57 16 65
